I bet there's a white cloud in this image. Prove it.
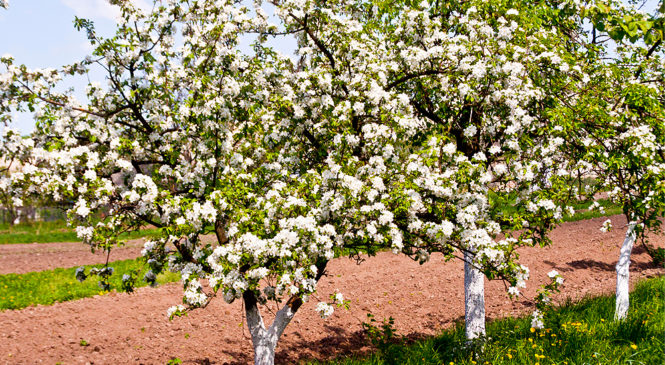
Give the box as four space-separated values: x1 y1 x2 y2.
61 0 120 21
60 0 151 22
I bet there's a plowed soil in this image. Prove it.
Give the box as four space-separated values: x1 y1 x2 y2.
0 215 663 364
0 240 145 275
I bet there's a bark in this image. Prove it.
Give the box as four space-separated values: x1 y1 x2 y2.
242 289 305 364
464 251 486 339
615 222 636 320
242 261 326 364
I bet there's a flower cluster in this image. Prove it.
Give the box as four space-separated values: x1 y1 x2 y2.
531 269 565 330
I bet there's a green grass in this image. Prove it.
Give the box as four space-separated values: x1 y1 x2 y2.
0 220 159 244
490 189 624 224
313 276 664 365
563 198 623 222
0 259 180 310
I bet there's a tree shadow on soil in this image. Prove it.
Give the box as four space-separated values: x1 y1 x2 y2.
183 318 459 364
189 358 214 365
276 325 370 363
544 246 656 273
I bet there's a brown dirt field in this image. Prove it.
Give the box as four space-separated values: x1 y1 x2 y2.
0 236 218 275
0 214 663 365
0 239 145 275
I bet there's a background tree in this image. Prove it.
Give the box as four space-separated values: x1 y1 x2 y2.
347 0 586 339
553 0 665 321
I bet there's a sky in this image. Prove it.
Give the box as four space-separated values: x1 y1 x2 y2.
0 0 296 135
0 0 134 133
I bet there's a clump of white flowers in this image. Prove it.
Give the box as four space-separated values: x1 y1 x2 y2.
167 305 186 319
315 302 335 319
548 269 564 286
530 309 544 330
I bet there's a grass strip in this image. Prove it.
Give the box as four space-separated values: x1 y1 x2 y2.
0 220 159 244
562 198 623 222
314 275 664 365
0 259 180 310
0 229 159 244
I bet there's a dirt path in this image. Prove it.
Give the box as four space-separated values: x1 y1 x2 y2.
0 235 218 275
0 240 145 275
0 215 663 364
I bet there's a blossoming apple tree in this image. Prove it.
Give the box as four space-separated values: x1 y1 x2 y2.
0 0 441 362
552 0 664 321
340 0 589 338
0 1 364 362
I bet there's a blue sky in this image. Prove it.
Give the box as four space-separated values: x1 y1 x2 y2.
1 1 123 71
1 0 129 133
0 0 296 134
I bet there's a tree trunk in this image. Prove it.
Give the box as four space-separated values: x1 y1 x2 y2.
244 291 277 365
252 338 277 365
464 251 485 339
244 291 305 365
242 261 327 364
615 222 636 320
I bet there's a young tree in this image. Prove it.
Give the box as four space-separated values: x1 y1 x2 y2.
0 128 35 224
554 0 665 321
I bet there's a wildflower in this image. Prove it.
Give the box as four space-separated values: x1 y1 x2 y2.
333 292 344 305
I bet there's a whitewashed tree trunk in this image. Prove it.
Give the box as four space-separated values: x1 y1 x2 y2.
244 292 301 365
615 222 637 321
464 251 485 339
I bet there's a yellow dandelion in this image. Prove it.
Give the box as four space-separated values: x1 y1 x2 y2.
631 344 637 350
530 327 536 333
